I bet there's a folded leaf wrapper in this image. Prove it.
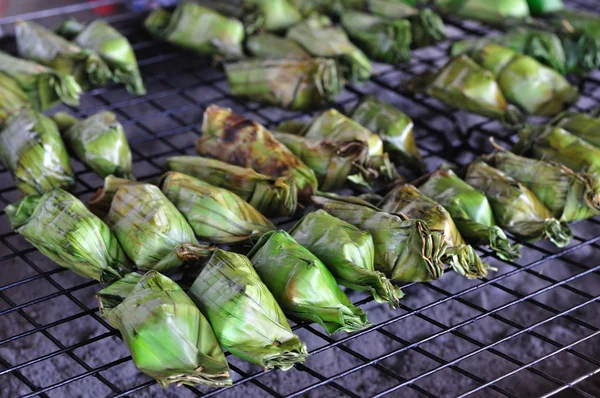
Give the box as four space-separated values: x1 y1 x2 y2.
0 51 81 110
418 168 521 261
550 111 600 148
97 271 232 387
16 21 112 89
484 150 600 222
57 19 146 95
106 183 213 272
243 0 302 33
350 96 425 174
0 110 74 195
464 161 572 247
198 105 318 200
433 0 530 24
287 14 372 81
164 156 297 218
53 111 134 179
289 210 403 308
312 194 447 282
145 3 244 59
189 249 308 369
6 189 131 283
159 171 274 244
246 34 311 59
226 58 342 111
248 230 371 334
0 74 30 124
88 175 140 217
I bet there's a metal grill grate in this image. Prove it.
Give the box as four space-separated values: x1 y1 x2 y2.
1 1 599 397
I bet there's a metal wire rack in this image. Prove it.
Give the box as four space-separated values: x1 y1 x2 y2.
1 1 599 397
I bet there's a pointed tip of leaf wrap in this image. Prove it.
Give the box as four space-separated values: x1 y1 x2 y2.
544 219 573 247
489 226 522 261
444 244 494 279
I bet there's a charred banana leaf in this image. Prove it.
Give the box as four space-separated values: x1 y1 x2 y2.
188 249 308 369
246 34 311 59
248 230 371 334
289 210 404 308
164 156 297 218
550 111 600 147
6 189 131 283
97 271 232 387
464 161 573 247
198 105 318 200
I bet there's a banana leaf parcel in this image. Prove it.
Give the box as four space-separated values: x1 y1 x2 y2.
484 150 600 222
242 0 302 33
550 111 600 147
286 14 372 81
288 0 345 15
56 19 146 95
52 111 134 179
514 125 600 175
88 175 140 217
0 74 29 124
248 230 371 334
189 249 308 369
159 171 274 243
289 210 404 308
145 3 244 59
312 194 447 282
469 43 578 116
246 34 311 59
198 105 318 200
97 271 232 387
272 132 375 191
408 55 523 126
6 189 131 283
464 161 573 247
433 0 531 25
164 156 297 218
225 58 342 111
16 21 112 89
350 96 425 174
418 168 521 261
0 51 81 110
106 183 213 273
0 110 74 196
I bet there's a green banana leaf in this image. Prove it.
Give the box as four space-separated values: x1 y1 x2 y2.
52 111 134 179
5 189 131 283
312 194 448 282
433 0 531 24
464 161 573 247
248 230 371 334
88 175 140 217
164 155 297 218
550 111 600 147
545 8 600 46
16 21 112 89
0 73 30 124
288 0 345 15
289 210 404 308
198 105 318 200
106 183 213 272
243 0 302 33
418 168 521 261
188 249 308 369
225 58 342 110
159 171 274 243
145 3 244 59
97 271 232 387
0 110 74 195
0 51 81 110
527 0 563 14
246 34 311 59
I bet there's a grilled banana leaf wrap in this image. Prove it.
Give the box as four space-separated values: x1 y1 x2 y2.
289 210 404 308
550 111 600 147
0 74 30 124
198 105 318 201
464 161 573 247
16 21 112 89
312 194 447 282
159 171 274 244
286 14 372 81
248 230 371 334
407 55 523 127
56 19 146 95
6 189 131 283
88 175 140 217
52 111 134 179
97 271 232 387
0 50 81 110
106 183 214 273
433 0 531 25
164 156 297 218
188 249 308 369
0 110 74 195
246 34 311 59
145 2 244 59
418 168 521 261
225 57 342 110
242 0 302 33
350 96 426 174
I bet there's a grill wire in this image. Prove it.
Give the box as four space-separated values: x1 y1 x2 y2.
0 0 599 397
